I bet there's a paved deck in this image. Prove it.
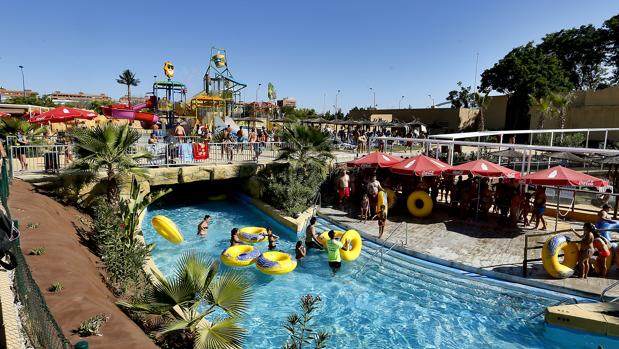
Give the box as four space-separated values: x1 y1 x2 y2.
319 204 619 299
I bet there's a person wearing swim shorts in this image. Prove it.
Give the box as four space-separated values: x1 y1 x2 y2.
337 170 350 208
533 186 547 230
573 222 595 279
326 230 344 276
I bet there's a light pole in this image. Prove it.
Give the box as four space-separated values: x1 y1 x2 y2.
369 87 376 109
255 83 261 117
18 65 25 97
335 89 340 119
428 94 435 108
399 95 405 109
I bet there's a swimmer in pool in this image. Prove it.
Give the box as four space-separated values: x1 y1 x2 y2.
197 215 211 237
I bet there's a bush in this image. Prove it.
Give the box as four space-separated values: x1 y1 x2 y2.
77 314 109 337
534 132 585 147
29 247 45 255
282 294 329 349
49 282 63 293
258 164 324 216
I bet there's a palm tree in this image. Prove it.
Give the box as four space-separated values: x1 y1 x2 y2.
118 251 251 349
530 95 554 130
551 91 575 142
116 69 140 108
276 123 334 175
473 92 492 131
0 117 46 139
71 123 150 201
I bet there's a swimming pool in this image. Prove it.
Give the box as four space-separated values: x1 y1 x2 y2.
142 196 611 348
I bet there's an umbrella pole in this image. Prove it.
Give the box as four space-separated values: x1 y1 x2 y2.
476 176 481 220
555 186 560 232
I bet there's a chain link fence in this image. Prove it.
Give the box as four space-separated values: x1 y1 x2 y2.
1 158 72 348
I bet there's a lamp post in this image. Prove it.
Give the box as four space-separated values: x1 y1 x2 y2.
335 89 340 119
369 87 376 109
18 65 25 97
255 83 261 117
428 94 435 108
399 95 405 109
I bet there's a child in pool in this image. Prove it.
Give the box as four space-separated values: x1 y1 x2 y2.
295 241 306 260
265 227 279 251
230 228 241 246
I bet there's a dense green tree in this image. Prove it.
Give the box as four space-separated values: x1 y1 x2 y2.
283 108 317 121
116 69 140 108
5 94 56 107
481 43 572 130
539 25 609 90
446 81 474 108
604 14 619 84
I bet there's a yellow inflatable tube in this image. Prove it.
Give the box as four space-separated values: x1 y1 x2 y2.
385 188 396 210
151 216 184 244
376 190 388 215
220 245 261 267
238 227 267 243
541 235 579 278
318 229 363 262
256 252 297 275
407 191 433 218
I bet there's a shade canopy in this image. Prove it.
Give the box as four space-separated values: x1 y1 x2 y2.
520 165 608 187
446 159 520 178
542 151 589 163
390 155 451 176
29 107 97 124
347 151 403 168
487 148 524 158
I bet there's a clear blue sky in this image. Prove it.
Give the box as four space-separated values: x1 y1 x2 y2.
1 1 618 112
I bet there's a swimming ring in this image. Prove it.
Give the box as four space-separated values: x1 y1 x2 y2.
256 251 297 275
407 191 433 218
385 188 397 210
238 227 267 243
318 229 362 261
220 245 261 267
151 216 184 244
376 190 389 215
541 235 579 279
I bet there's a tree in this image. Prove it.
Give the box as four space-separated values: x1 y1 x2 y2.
6 94 56 107
603 14 619 84
0 117 46 139
70 123 150 202
446 81 474 108
118 251 251 349
481 42 572 131
282 295 329 349
539 25 609 90
116 69 140 108
550 91 575 141
529 95 554 130
276 123 334 174
472 91 491 131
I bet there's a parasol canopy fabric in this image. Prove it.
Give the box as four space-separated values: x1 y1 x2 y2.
487 148 524 158
520 165 607 187
347 151 403 168
541 151 590 163
445 159 520 178
29 107 97 124
390 155 451 176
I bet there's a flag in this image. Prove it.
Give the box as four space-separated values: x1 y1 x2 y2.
267 82 276 100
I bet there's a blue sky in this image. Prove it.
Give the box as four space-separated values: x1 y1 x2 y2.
1 1 618 112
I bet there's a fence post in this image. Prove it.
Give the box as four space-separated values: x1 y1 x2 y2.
522 235 528 277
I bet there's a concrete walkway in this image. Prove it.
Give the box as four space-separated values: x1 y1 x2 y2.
319 204 619 299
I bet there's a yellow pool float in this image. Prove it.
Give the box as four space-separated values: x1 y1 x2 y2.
385 188 397 210
256 251 297 275
376 190 389 215
541 235 579 279
238 227 267 243
318 229 362 262
220 245 261 267
407 191 433 218
151 216 184 244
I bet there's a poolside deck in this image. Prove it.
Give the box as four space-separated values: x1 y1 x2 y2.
319 205 619 299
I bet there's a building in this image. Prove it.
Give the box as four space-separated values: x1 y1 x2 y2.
119 95 146 106
48 91 112 104
277 97 296 108
0 88 37 102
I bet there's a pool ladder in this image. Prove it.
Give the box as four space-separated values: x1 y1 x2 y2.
528 297 579 320
600 280 619 303
354 222 406 278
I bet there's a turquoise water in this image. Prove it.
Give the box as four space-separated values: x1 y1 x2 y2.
142 197 609 348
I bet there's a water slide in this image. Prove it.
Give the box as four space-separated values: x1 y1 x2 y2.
101 96 159 125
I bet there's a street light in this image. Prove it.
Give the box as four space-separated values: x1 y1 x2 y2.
18 65 25 97
428 94 435 108
335 89 341 119
255 83 262 117
399 95 405 109
369 87 376 109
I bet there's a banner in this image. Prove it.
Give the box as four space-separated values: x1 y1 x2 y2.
267 82 276 100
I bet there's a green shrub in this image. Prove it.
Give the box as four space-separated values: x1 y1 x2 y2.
258 164 324 216
534 132 585 147
29 247 45 255
49 282 63 293
77 314 109 337
282 294 329 349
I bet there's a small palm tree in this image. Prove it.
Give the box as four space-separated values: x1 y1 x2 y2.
473 92 492 131
530 95 554 130
277 123 334 174
71 123 150 202
0 117 46 139
551 91 575 141
118 251 251 349
116 69 140 108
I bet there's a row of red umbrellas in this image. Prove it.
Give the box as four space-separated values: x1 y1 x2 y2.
347 151 607 187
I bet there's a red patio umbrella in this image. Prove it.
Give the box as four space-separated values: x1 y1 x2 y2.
446 159 520 178
0 112 11 118
347 151 403 168
390 155 451 176
520 165 608 187
29 107 97 124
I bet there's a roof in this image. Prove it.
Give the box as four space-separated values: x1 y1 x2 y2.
154 80 186 88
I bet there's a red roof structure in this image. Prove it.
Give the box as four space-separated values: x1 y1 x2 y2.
446 159 520 178
347 152 403 168
520 166 607 187
390 155 451 176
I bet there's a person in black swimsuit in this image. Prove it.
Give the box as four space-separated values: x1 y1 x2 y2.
265 227 279 251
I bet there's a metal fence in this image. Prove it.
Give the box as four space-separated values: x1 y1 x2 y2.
0 158 72 348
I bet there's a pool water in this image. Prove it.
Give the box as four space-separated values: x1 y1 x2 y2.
143 196 609 349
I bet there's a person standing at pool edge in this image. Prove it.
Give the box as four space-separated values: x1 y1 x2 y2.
197 215 211 237
326 230 344 276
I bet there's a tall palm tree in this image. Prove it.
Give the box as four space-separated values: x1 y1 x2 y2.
276 123 334 175
551 91 575 141
71 123 150 201
530 95 554 130
473 92 492 131
116 69 140 108
118 251 251 349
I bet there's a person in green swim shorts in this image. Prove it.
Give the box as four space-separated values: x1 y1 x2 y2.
325 230 349 276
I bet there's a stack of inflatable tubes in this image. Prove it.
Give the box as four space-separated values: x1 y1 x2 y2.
541 234 616 278
151 216 184 244
238 227 267 243
220 245 261 267
256 251 297 275
385 188 396 209
407 191 433 218
376 190 389 215
318 229 363 262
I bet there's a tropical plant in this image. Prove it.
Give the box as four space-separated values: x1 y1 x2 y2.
276 123 334 174
282 294 329 349
472 91 492 131
29 247 45 255
70 123 150 202
446 81 474 108
118 251 252 349
0 117 46 139
116 69 140 108
258 163 324 215
530 95 554 130
49 282 64 293
550 91 575 136
5 94 56 107
77 314 109 337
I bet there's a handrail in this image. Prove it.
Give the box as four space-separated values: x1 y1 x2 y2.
354 222 405 277
601 280 619 302
528 297 579 320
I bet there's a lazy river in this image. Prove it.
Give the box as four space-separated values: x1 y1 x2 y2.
142 195 615 348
